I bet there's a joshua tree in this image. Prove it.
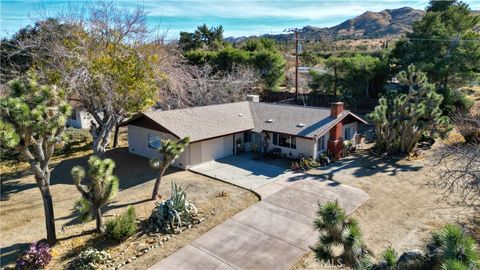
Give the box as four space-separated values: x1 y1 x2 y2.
0 75 71 245
149 137 190 200
427 224 480 270
369 65 451 154
312 201 366 267
71 156 119 232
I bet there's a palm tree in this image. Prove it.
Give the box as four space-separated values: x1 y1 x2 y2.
312 201 366 267
149 137 190 200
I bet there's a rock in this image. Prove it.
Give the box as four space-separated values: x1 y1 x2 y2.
397 250 425 270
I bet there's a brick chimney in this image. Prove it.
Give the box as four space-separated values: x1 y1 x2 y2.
328 102 345 159
330 102 344 118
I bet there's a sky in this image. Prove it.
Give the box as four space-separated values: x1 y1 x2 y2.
1 0 480 39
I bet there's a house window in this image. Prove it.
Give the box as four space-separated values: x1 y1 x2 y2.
244 132 251 143
272 133 296 149
318 135 326 151
344 127 353 140
148 134 161 149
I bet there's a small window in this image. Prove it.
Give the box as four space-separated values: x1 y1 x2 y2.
344 127 353 140
272 133 278 145
277 133 296 149
244 132 252 143
318 136 326 151
148 134 161 149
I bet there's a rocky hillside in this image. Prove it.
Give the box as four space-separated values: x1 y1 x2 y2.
226 7 425 42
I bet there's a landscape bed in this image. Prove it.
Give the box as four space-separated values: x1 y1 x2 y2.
0 145 258 269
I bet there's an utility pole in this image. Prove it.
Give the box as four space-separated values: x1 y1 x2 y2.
295 30 299 103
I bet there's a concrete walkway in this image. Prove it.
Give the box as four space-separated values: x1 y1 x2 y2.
149 157 369 270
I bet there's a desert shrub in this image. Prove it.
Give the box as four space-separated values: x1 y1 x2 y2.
450 110 480 144
71 247 111 270
16 241 52 270
59 127 91 153
150 181 198 233
105 206 137 241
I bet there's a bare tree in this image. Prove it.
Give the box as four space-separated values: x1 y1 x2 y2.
433 108 480 211
433 143 480 211
158 60 260 110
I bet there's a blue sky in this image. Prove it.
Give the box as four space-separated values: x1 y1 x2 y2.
1 0 480 39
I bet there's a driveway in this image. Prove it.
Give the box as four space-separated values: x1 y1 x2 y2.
150 156 369 270
189 155 291 192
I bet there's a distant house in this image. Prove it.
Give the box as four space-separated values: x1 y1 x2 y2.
66 100 99 129
124 96 367 169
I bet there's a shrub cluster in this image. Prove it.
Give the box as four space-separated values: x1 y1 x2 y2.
291 151 334 172
105 206 137 241
71 247 111 270
16 241 52 270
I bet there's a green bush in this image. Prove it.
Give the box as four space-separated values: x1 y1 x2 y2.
105 206 137 241
58 127 91 153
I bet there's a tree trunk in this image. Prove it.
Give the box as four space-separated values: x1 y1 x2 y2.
92 123 115 158
40 185 57 245
151 166 168 200
112 124 120 148
95 206 104 233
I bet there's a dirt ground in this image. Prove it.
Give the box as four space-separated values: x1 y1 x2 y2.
0 144 258 269
293 143 478 269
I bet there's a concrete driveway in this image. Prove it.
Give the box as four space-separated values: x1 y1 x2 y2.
150 157 369 270
189 155 292 193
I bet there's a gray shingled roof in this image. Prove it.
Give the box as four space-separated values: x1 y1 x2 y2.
249 102 346 138
143 102 254 142
134 101 366 142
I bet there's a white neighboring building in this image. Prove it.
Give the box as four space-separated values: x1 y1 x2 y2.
66 108 96 129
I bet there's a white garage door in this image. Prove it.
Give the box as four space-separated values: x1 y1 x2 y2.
201 136 233 162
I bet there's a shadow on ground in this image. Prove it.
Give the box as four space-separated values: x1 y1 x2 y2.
1 147 179 200
0 242 29 268
287 150 422 183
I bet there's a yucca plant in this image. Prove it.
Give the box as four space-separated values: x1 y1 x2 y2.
381 247 398 269
427 224 480 270
72 156 119 232
441 259 470 270
149 137 190 200
312 201 367 267
150 181 198 233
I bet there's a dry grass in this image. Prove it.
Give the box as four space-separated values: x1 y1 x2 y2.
0 129 258 269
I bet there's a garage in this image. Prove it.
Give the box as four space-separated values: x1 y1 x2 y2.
201 135 233 162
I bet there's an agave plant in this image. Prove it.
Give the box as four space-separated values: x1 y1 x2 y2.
427 224 480 270
312 201 367 267
150 181 198 232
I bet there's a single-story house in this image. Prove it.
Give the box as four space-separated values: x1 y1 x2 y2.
66 108 97 129
124 97 368 169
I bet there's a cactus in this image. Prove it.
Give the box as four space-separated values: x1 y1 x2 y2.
71 156 119 232
369 65 451 154
150 181 198 233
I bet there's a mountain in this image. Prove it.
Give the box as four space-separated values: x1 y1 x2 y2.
225 7 425 43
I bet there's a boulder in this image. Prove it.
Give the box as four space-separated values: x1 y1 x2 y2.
397 250 425 270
